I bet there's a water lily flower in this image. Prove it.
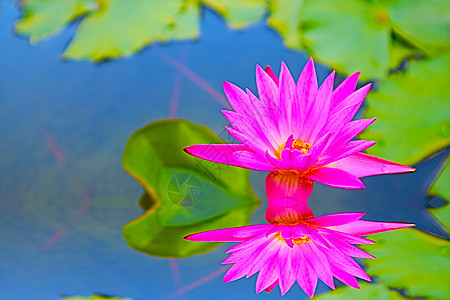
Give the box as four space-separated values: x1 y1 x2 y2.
184 59 414 189
185 212 413 298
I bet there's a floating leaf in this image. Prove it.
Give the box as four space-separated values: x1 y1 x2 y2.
316 283 404 300
379 0 450 57
300 0 391 79
362 228 450 300
122 119 259 257
360 55 450 165
15 0 97 41
429 204 450 231
63 0 200 61
202 0 266 29
429 159 450 201
267 0 304 49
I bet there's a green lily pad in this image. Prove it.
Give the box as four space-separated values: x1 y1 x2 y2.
267 0 304 50
15 0 97 41
300 0 391 79
201 0 266 29
122 119 259 257
316 283 404 300
62 296 132 300
360 55 450 165
63 0 200 61
362 228 450 300
429 204 450 232
379 0 450 57
429 160 450 201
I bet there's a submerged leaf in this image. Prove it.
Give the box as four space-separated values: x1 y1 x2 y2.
122 119 259 257
361 55 450 165
362 228 450 300
316 283 405 300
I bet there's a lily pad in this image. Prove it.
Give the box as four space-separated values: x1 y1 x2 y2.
122 119 259 257
63 0 200 61
429 204 450 232
316 283 404 300
429 160 450 201
201 0 266 29
300 0 391 79
379 0 450 57
360 55 450 165
15 0 97 41
267 0 304 49
362 228 450 300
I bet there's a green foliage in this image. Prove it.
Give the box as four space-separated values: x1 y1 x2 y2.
267 0 304 49
429 159 450 201
316 283 405 300
379 0 450 57
360 55 450 165
429 204 450 231
202 0 266 29
300 0 391 79
362 228 450 300
122 119 259 257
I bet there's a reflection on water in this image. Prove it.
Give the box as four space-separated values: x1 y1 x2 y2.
0 2 446 299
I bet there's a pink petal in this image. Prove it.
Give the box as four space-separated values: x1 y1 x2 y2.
278 246 296 295
307 132 332 160
265 66 279 86
184 143 248 166
223 81 253 116
256 254 280 293
232 150 278 171
303 243 335 289
320 228 375 245
326 118 376 152
293 58 318 139
329 220 415 236
248 238 281 277
331 83 372 121
184 225 273 242
306 167 366 189
223 262 252 282
222 110 274 151
225 126 273 156
331 265 360 289
327 152 416 178
256 65 280 124
265 172 314 223
265 279 279 293
265 151 293 169
278 62 296 138
302 71 335 143
247 89 283 148
308 213 365 227
330 72 360 114
318 140 376 167
296 246 318 298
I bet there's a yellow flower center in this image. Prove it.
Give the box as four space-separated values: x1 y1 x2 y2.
276 138 311 159
276 232 311 245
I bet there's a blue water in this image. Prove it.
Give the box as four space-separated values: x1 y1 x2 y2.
0 1 447 299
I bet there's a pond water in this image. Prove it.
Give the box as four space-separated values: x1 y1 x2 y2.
0 1 447 299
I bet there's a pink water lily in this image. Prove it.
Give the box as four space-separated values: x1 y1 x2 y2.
184 59 414 189
185 213 413 298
